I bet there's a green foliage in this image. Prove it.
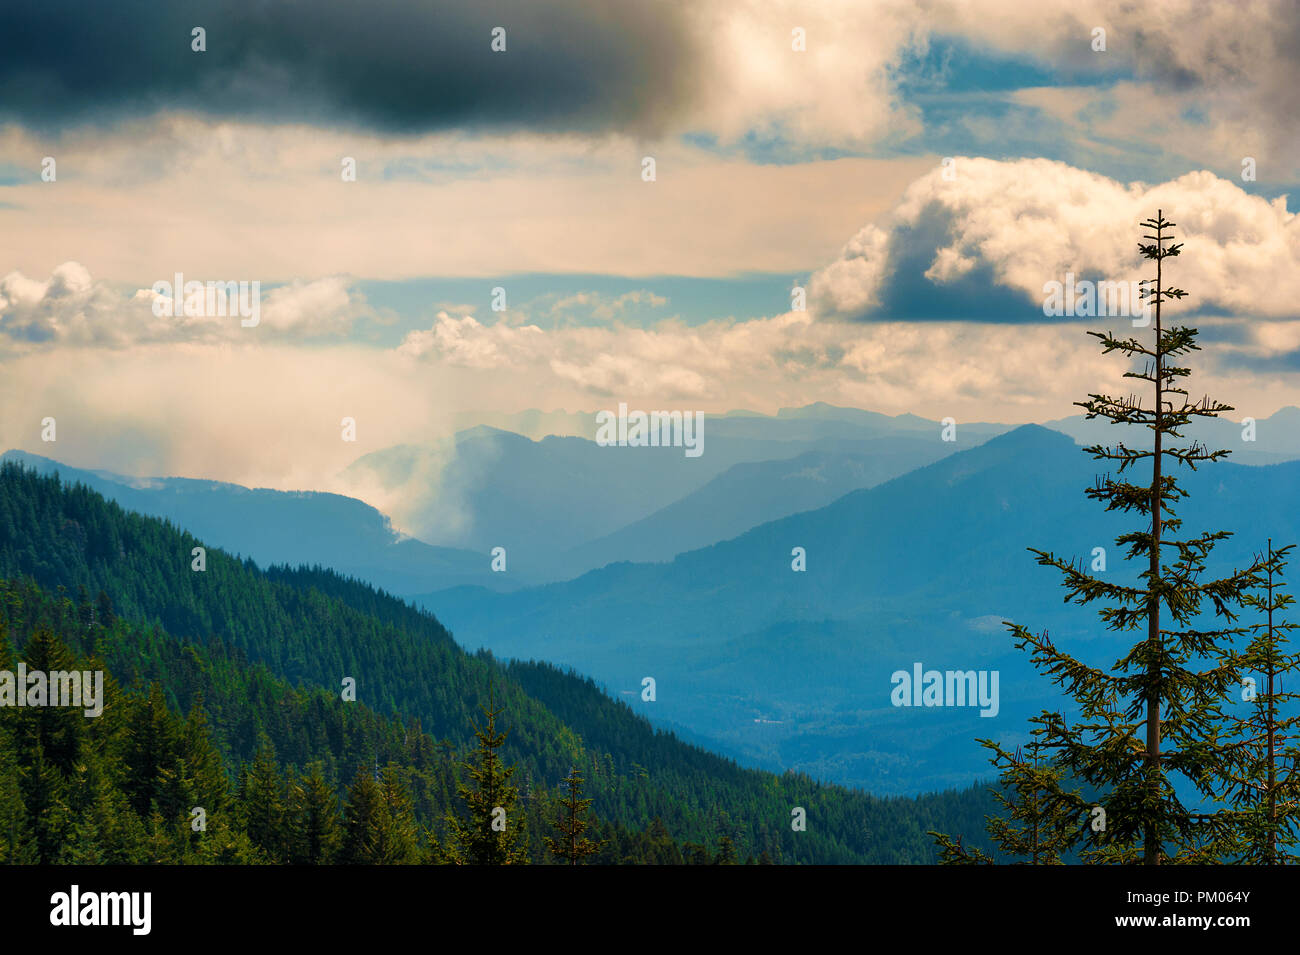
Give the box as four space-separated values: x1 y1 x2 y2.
937 213 1295 865
1216 542 1300 862
288 761 343 864
932 719 1088 864
544 767 604 865
445 693 529 865
0 462 999 863
340 766 420 864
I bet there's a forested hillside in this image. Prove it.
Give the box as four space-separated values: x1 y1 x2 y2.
0 462 995 863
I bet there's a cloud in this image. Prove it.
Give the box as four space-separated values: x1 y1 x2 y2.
5 301 1299 497
0 342 460 492
391 303 1129 415
810 159 1300 322
802 225 892 317
3 0 1298 165
0 0 700 137
398 311 544 368
548 290 669 322
337 437 495 544
916 0 1300 159
683 0 927 149
260 276 373 336
1 261 167 347
0 120 929 283
0 263 369 348
0 0 932 148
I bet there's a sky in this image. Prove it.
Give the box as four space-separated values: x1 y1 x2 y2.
2 0 1299 491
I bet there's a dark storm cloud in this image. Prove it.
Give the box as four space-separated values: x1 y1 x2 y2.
866 205 1044 322
0 0 702 134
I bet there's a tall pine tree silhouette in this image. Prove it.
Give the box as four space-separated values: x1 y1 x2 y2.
1000 212 1272 863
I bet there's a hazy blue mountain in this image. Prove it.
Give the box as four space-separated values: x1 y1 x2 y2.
1 402 1010 600
335 403 1295 589
341 426 735 577
447 402 1014 444
342 406 1014 579
419 424 1300 794
706 402 1011 443
559 438 960 571
447 408 593 439
0 449 502 595
1044 405 1300 465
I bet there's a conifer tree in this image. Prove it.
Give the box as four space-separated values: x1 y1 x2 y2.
0 623 33 863
336 764 421 864
714 835 738 865
377 766 421 864
179 703 229 813
997 213 1271 864
681 841 712 865
15 628 84 773
0 728 33 863
288 761 343 864
95 590 115 631
9 629 85 861
1218 541 1300 862
340 767 385 864
121 683 176 819
85 783 148 865
421 827 447 865
544 767 603 865
445 689 529 865
933 719 1086 864
239 741 289 863
645 816 684 865
22 740 74 863
0 667 36 862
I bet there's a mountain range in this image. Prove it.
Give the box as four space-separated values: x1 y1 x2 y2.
5 401 1298 796
418 424 1300 794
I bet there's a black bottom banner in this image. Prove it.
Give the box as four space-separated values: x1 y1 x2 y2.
2 863 1289 942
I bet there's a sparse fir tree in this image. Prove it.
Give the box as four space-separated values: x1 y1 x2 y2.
991 213 1272 864
544 767 603 865
1218 541 1300 862
933 719 1087 864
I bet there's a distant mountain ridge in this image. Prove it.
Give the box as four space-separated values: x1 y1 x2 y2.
336 405 1016 579
1043 404 1300 465
419 424 1300 794
0 449 504 596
